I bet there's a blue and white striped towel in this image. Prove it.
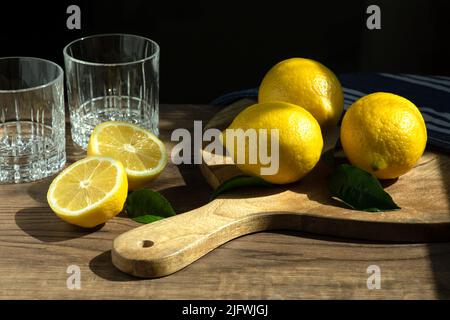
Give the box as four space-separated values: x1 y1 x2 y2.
211 73 450 152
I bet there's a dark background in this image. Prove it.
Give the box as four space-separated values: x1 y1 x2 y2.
0 0 449 103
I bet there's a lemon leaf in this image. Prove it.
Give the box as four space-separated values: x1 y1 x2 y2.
131 215 165 224
327 164 400 212
211 175 273 200
126 189 175 224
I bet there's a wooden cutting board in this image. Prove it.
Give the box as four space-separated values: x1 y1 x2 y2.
112 99 450 278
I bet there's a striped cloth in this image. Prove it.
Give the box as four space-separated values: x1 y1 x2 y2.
211 73 450 152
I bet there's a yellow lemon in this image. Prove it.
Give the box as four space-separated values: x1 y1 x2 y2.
224 101 323 184
341 92 427 179
47 156 128 228
258 57 344 129
87 121 168 190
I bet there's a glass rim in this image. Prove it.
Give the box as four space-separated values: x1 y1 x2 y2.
0 56 64 94
63 33 160 67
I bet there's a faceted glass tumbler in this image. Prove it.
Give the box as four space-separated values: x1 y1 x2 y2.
63 33 160 149
0 57 65 184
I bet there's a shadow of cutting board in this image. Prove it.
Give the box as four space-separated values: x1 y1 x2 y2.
112 99 450 278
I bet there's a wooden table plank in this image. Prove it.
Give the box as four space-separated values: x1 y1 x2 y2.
1 104 450 299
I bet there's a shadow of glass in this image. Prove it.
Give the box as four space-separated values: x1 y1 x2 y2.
89 250 141 282
15 207 102 242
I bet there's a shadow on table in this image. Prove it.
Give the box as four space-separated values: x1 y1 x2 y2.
15 207 103 242
88 229 391 283
427 148 450 299
272 230 386 244
89 250 141 282
156 163 213 213
425 242 450 298
26 176 53 204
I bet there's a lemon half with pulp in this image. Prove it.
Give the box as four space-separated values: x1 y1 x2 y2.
47 156 128 228
87 121 168 190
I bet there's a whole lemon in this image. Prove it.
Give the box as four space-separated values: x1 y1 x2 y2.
224 101 323 184
258 58 344 129
341 92 427 180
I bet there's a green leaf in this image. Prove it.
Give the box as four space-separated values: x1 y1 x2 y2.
131 215 165 224
327 164 400 212
126 189 176 224
211 175 273 200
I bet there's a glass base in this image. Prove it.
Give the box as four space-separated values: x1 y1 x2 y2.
0 121 66 184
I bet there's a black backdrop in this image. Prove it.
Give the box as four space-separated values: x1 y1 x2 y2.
1 0 449 103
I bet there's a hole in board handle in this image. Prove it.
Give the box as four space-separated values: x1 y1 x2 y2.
141 240 154 248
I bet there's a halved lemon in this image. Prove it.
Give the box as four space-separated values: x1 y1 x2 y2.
87 121 168 190
47 156 128 228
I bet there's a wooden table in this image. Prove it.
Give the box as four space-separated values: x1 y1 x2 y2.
1 104 450 300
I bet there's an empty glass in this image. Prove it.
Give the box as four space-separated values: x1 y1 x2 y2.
63 34 160 149
0 57 65 184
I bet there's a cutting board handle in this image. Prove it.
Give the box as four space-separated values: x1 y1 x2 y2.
112 198 279 278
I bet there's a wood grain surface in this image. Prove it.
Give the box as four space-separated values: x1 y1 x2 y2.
1 104 450 299
112 100 450 278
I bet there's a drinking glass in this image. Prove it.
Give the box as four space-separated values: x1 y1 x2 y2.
0 57 65 184
63 34 160 149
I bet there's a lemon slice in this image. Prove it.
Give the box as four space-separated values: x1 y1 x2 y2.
87 121 168 190
47 156 128 228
